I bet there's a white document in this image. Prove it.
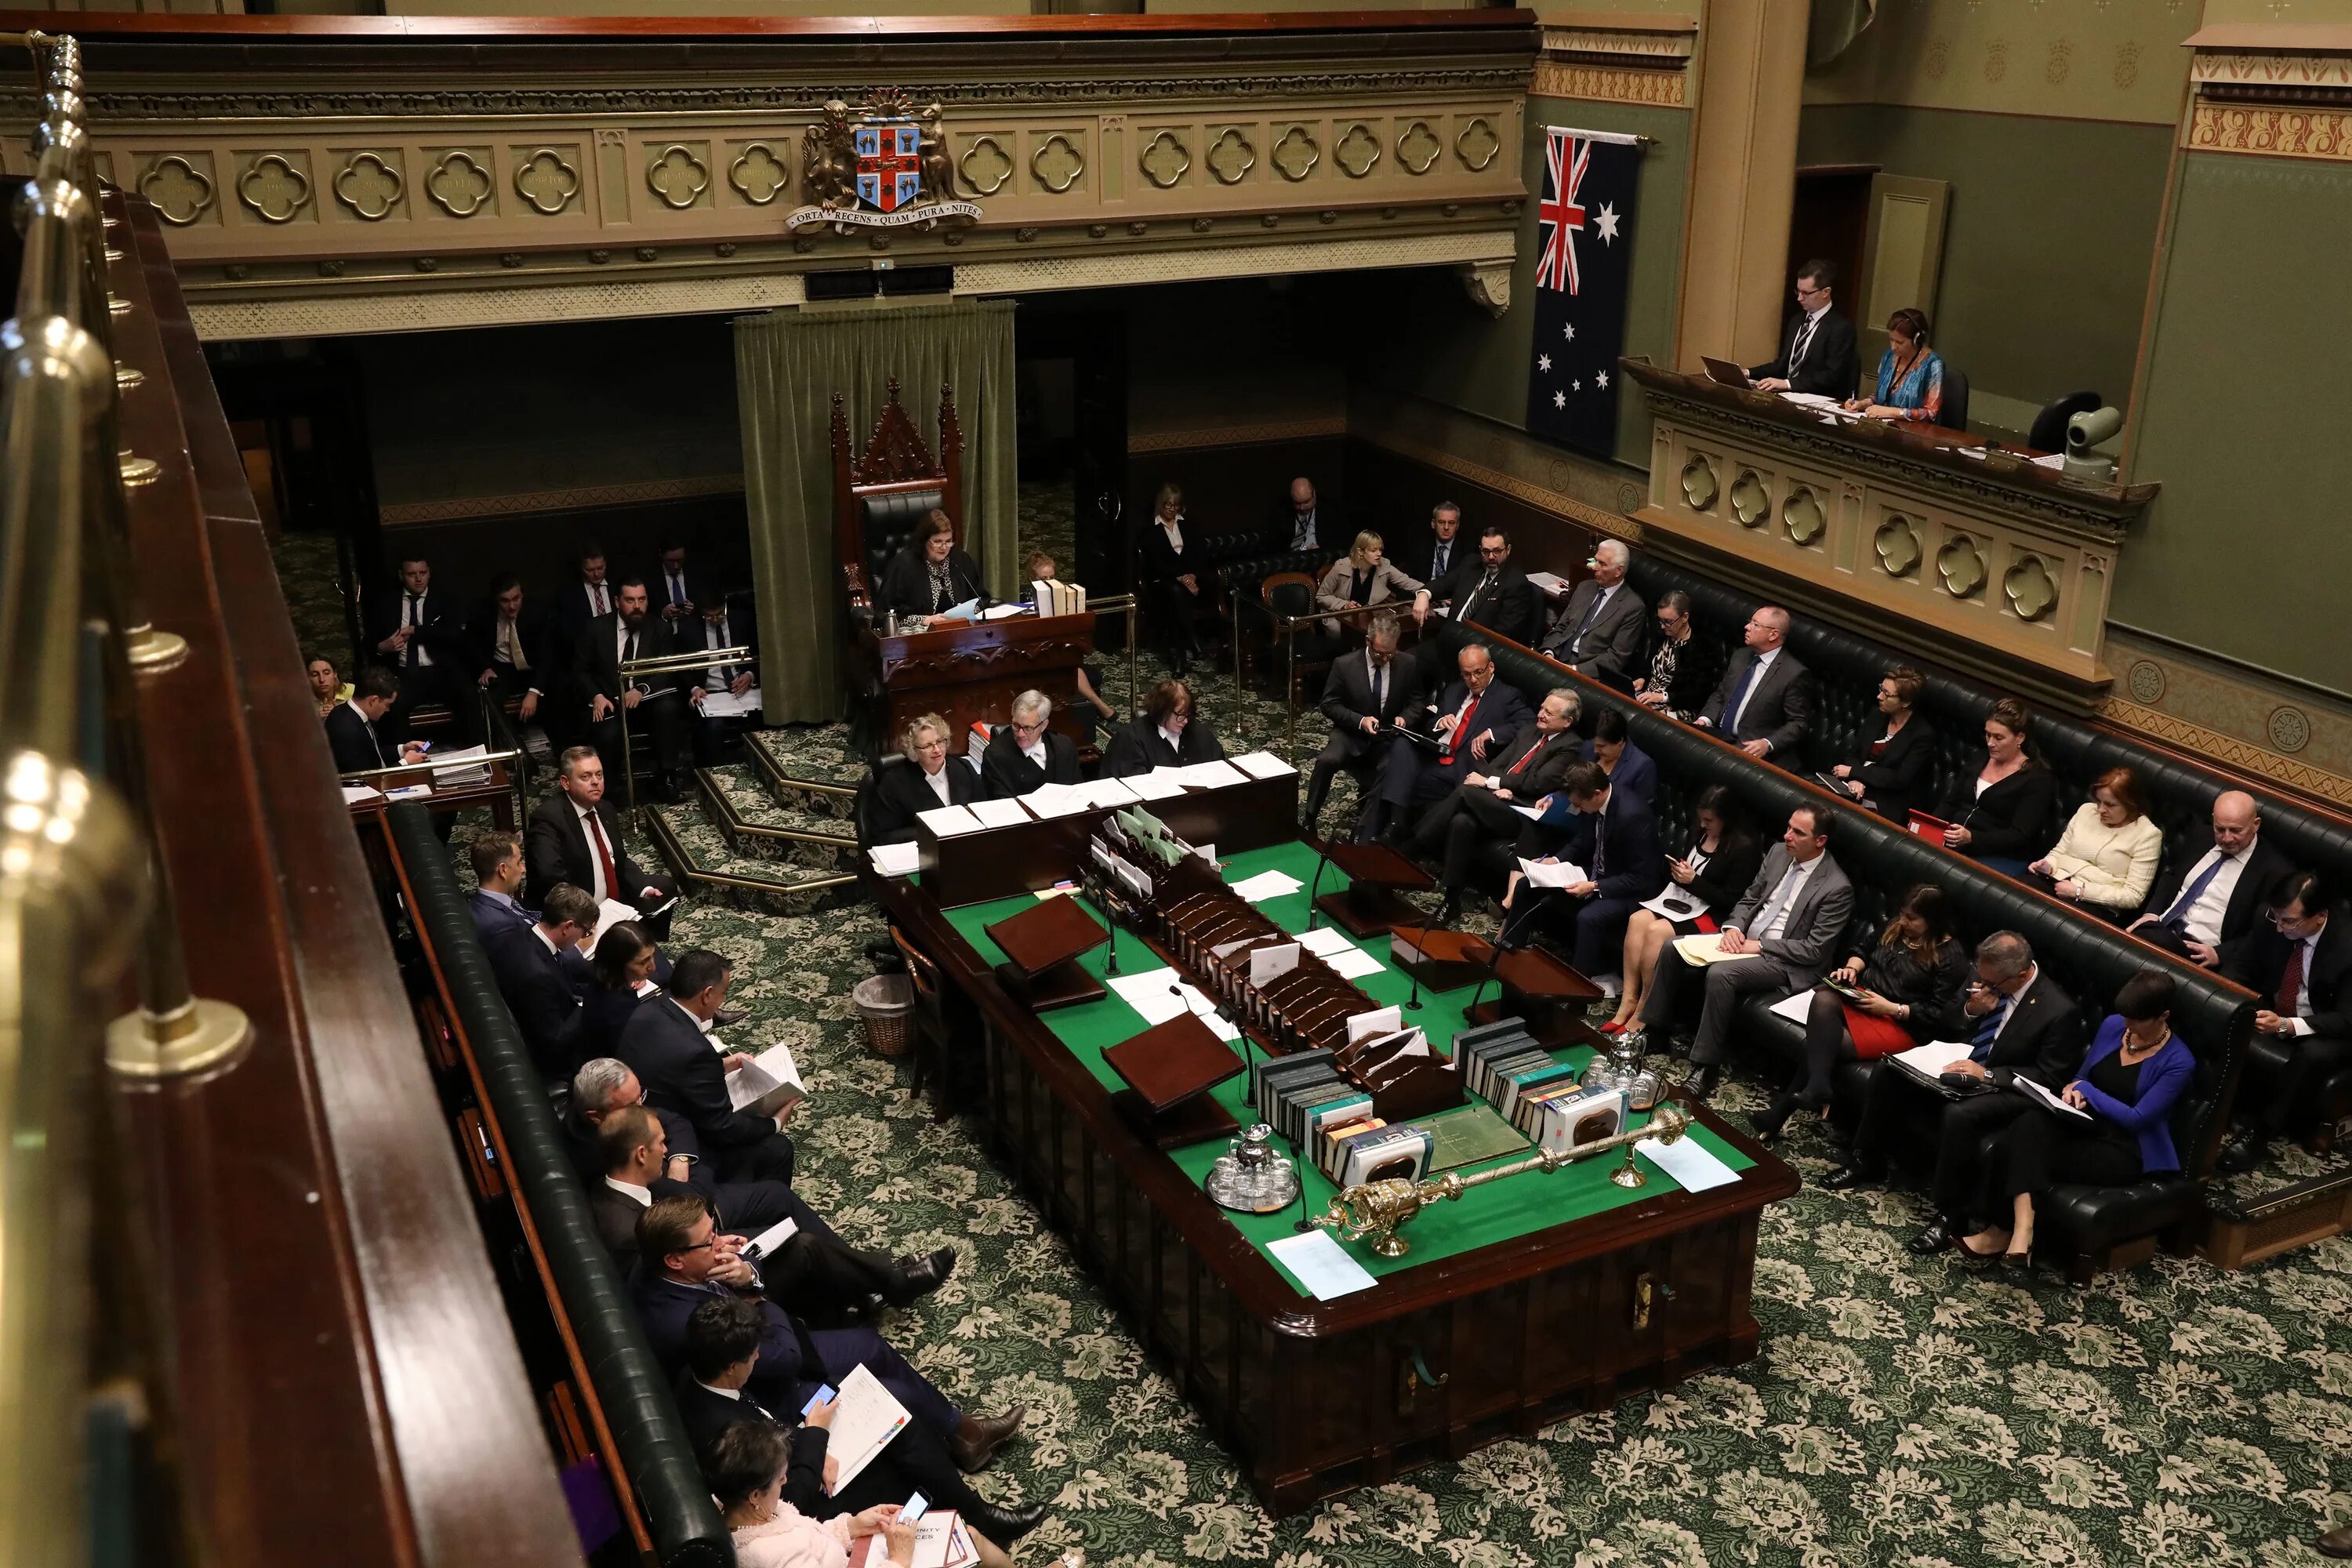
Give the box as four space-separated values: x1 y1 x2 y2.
1525 570 1571 597
1025 781 1088 818
340 784 383 805
1766 990 1814 1025
1109 967 1193 1026
1673 934 1759 965
1513 803 1547 822
1267 1229 1379 1299
1126 769 1188 800
742 1214 799 1261
868 842 920 877
697 686 763 718
1200 1010 1243 1043
1176 759 1250 789
1640 887 1709 921
2016 1073 2094 1120
1296 926 1357 958
428 743 493 786
1347 1004 1403 1044
938 596 982 622
582 898 642 957
978 602 1029 621
1229 869 1304 903
1232 750 1299 780
826 1363 914 1493
725 1044 805 1117
1635 1131 1742 1192
2031 451 2068 471
1323 946 1384 981
967 797 1031 829
916 803 983 837
1085 775 1141 807
1250 942 1301 985
1515 857 1588 890
1892 1041 1976 1080
385 783 434 801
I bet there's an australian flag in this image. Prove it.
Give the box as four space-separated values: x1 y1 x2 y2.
1525 127 1642 460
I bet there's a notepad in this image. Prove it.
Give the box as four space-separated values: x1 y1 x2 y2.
1635 1131 1741 1192
1229 869 1304 902
1175 760 1249 788
967 797 1030 829
869 842 920 877
1296 926 1357 958
1232 750 1298 779
916 803 982 837
825 1364 913 1493
1268 1229 1379 1298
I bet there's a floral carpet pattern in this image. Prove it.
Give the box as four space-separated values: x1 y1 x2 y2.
283 517 2352 1568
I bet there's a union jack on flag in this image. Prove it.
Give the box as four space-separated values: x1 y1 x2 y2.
1535 129 1590 296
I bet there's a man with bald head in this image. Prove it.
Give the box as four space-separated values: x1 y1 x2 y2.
2129 789 2293 967
1696 604 1813 762
1375 641 1532 837
1541 539 1647 685
1284 476 1325 553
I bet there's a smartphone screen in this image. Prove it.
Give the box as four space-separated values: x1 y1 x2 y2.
800 1384 836 1418
901 1492 929 1526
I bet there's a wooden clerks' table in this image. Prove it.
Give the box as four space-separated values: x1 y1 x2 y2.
877 796 1799 1514
857 610 1097 755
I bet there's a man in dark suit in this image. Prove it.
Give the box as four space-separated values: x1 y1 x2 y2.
1398 500 1467 589
527 744 677 925
1101 679 1228 777
1376 642 1532 829
366 555 483 745
1827 932 2084 1257
575 575 692 804
619 949 797 1185
653 537 714 632
684 592 760 769
1641 805 1856 1102
554 540 617 660
2217 871 2351 1172
325 665 428 775
470 572 561 744
569 1058 798 1233
467 831 535 944
1281 476 1327 553
1697 604 1813 763
1494 760 1663 975
1417 688 1582 908
2128 789 2292 968
630 1196 1025 1474
483 883 598 1077
1539 539 1647 685
980 689 1081 798
1428 527 1541 647
1748 258 1860 400
672 1298 1045 1541
1305 617 1424 841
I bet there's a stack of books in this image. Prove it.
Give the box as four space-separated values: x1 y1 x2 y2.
1029 577 1087 618
1250 1048 1433 1185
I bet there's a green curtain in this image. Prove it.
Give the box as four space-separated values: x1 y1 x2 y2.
734 299 1018 724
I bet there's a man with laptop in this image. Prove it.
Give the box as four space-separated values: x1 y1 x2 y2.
1700 259 1859 401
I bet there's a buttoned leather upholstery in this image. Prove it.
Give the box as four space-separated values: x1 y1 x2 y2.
861 485 946 590
388 804 731 1567
1438 619 2256 1279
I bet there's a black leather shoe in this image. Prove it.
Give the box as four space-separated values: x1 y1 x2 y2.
1907 1223 1957 1257
1819 1163 1880 1192
1749 1094 1798 1143
1682 1065 1720 1102
856 1292 888 1322
891 1247 956 1305
2215 1131 2266 1176
711 1007 749 1028
968 1501 1048 1543
951 1406 1026 1473
2319 1525 2352 1559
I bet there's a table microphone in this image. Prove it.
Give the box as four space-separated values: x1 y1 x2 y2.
1303 837 1337 931
1401 899 1447 1012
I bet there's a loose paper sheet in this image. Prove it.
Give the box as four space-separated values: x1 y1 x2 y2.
698 687 763 718
1635 1133 1742 1192
1296 926 1357 958
916 804 982 837
869 842 920 877
1232 750 1298 779
1229 869 1304 902
1126 769 1188 800
1175 760 1249 789
1766 990 1814 1025
967 797 1031 829
1515 858 1588 889
1267 1230 1378 1299
1323 947 1384 981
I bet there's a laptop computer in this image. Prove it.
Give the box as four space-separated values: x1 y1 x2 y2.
1700 354 1752 389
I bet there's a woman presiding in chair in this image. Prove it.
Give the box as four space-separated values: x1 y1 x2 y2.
1750 884 1969 1142
878 509 986 630
1844 307 1945 424
1313 531 1429 652
2031 765 2165 923
1958 970 2192 1267
870 713 984 844
1934 696 2059 878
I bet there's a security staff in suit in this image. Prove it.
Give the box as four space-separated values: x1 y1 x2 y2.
1539 539 1647 685
685 592 760 768
2126 789 2292 967
555 541 618 660
653 537 715 630
870 713 987 843
1748 259 1860 399
1494 760 1664 975
467 832 535 944
1305 617 1424 842
575 575 694 804
619 949 800 1186
1377 643 1531 826
470 573 561 744
1697 604 1814 762
325 664 430 775
1417 688 1582 908
630 1196 1025 1475
366 555 483 745
1399 500 1468 589
1825 932 2084 1258
1428 527 1541 648
2217 871 2352 1173
673 1299 1044 1542
527 746 677 927
1639 804 1856 1102
483 884 600 1078
1102 679 1229 777
979 690 1080 799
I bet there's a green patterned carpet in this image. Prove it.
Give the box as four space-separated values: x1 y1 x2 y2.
278 517 2352 1568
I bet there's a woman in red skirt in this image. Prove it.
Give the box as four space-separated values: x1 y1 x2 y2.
1751 884 1969 1142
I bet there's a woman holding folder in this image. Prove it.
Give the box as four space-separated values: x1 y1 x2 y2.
1750 884 1969 1142
1600 786 1762 1035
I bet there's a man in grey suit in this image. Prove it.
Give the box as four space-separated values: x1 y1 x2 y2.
1638 804 1854 1101
1540 539 1646 684
1697 604 1813 763
1305 615 1424 840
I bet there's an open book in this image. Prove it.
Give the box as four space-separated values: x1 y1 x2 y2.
1515 857 1588 890
724 1044 807 1120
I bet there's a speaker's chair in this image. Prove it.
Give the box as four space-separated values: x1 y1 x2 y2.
830 377 965 632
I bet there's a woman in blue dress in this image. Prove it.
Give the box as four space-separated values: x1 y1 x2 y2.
1846 307 1945 426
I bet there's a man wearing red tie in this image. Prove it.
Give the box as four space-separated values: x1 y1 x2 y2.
526 746 679 938
2216 871 2348 1173
1375 643 1533 839
1413 688 1583 913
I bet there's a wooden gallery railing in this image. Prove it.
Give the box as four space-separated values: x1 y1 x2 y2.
0 30 579 1568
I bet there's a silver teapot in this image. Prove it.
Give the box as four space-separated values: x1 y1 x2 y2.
1205 1123 1301 1214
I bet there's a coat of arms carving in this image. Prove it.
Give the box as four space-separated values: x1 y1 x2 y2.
787 93 981 234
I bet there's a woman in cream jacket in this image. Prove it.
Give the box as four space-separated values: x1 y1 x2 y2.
1315 531 1427 641
2032 766 2164 921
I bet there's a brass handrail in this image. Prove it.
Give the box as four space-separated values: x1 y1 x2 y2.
615 643 762 822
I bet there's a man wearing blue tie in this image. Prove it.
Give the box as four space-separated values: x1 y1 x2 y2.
2126 790 2292 967
1696 605 1813 762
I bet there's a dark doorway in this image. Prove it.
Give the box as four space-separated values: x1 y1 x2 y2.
1014 304 1127 597
1789 163 1877 320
